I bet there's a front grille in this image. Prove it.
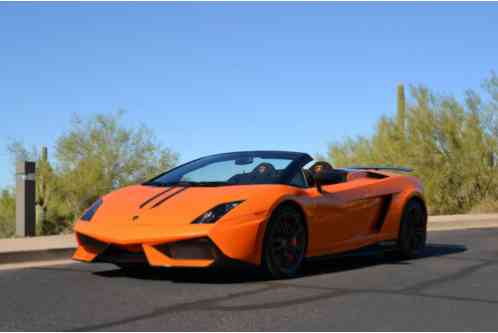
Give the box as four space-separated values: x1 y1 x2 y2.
96 245 147 264
155 238 218 260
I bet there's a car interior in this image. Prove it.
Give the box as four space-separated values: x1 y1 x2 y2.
226 160 351 188
227 163 282 185
307 161 349 186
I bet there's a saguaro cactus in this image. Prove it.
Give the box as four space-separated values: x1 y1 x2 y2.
36 146 53 231
397 83 406 139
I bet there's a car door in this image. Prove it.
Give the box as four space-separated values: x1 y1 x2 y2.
307 178 384 255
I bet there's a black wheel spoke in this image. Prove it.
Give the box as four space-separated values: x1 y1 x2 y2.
267 208 307 277
399 202 427 257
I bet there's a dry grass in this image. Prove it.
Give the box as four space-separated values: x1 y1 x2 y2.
470 198 498 214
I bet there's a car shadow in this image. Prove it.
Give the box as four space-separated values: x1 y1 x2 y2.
92 243 467 284
301 243 467 277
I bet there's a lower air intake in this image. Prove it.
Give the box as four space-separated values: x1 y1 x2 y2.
156 238 218 260
97 245 147 264
77 233 108 253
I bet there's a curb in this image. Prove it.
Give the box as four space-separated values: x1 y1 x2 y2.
0 234 76 266
0 248 75 265
429 213 498 223
0 214 497 267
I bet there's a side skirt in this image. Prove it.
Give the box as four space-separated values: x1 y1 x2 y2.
305 239 399 263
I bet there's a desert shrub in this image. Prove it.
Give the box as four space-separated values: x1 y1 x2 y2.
329 74 498 215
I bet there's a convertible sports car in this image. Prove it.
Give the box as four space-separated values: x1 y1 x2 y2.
73 150 427 279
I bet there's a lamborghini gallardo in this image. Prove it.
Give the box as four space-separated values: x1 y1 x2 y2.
73 151 427 279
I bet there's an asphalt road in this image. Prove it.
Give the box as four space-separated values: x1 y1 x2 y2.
1 228 498 331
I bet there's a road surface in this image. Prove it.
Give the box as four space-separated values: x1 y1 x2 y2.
1 227 497 331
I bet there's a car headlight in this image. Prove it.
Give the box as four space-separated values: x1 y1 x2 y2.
191 200 244 224
81 198 103 222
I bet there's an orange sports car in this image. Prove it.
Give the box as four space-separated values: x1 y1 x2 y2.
73 151 427 279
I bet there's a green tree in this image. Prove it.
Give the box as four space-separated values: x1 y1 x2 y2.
328 74 498 215
2 111 178 237
55 112 179 221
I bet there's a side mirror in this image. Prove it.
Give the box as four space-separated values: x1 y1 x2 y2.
315 176 324 193
313 172 336 193
313 173 326 193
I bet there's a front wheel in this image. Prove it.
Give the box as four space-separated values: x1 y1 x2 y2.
396 199 427 258
262 205 307 279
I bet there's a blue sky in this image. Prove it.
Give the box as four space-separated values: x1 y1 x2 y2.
1 2 497 187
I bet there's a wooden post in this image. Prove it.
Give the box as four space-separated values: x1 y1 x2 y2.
16 161 36 237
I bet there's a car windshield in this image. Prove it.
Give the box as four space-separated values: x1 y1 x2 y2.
144 151 312 187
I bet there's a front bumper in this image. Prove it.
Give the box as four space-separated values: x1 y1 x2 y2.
75 234 221 267
72 217 266 267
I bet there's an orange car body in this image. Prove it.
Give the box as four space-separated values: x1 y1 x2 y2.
73 153 425 269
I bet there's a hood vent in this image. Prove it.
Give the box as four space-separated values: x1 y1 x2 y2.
150 187 190 209
139 187 176 209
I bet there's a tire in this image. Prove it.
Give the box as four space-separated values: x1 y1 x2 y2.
262 205 307 279
396 199 427 258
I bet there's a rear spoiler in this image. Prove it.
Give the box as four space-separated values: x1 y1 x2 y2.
346 166 413 173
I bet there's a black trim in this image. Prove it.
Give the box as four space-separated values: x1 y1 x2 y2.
347 166 413 172
77 233 109 253
96 246 147 264
280 153 314 184
365 172 388 179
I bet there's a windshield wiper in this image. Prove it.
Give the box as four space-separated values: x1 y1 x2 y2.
165 181 232 187
143 180 192 187
187 181 232 187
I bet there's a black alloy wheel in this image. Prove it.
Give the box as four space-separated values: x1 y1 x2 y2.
262 205 307 279
397 199 427 258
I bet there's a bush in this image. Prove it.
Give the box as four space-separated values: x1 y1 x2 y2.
470 198 498 214
0 189 15 238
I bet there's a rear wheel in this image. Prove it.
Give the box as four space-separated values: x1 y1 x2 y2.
396 199 427 258
262 205 307 279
